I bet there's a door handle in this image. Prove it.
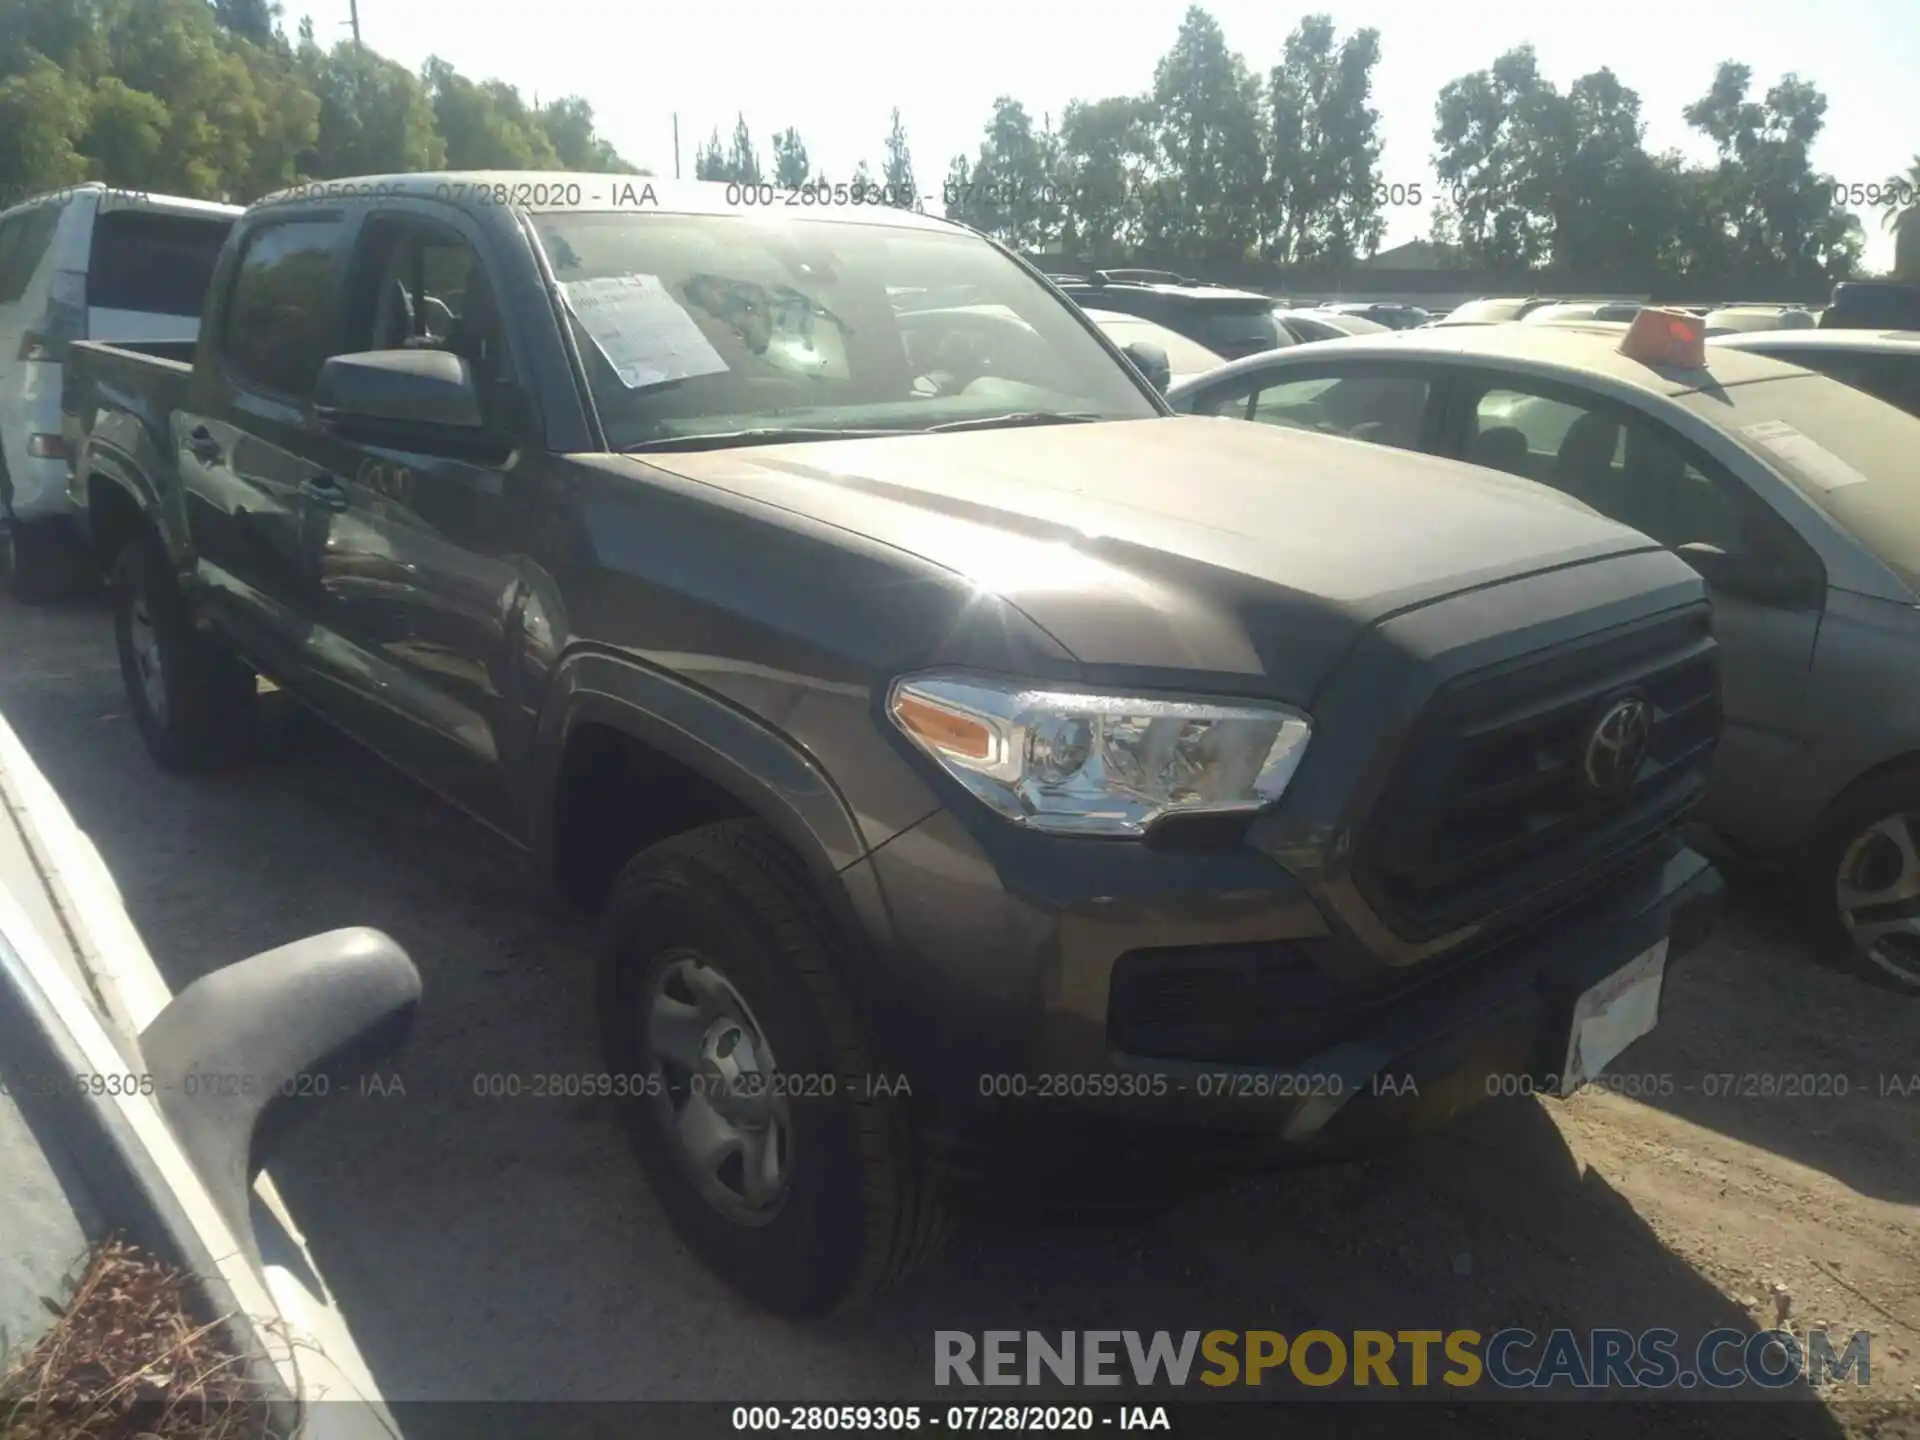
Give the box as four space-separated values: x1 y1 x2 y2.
299 475 349 511
185 426 222 465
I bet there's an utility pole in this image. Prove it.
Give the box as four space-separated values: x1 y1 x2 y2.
348 0 361 52
673 114 681 179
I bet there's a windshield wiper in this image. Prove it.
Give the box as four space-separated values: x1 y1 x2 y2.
921 411 1106 434
621 427 899 454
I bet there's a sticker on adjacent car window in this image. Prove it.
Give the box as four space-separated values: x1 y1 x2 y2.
559 274 729 390
1739 420 1870 492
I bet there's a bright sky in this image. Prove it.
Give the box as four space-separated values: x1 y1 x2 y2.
294 0 1916 270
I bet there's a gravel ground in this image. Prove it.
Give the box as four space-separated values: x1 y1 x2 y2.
2 591 1915 1437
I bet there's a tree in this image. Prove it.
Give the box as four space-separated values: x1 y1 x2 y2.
881 107 918 207
1430 46 1563 270
771 126 809 188
694 126 727 180
1144 6 1266 261
726 113 762 184
1055 96 1153 256
1885 156 1920 279
0 54 90 194
1682 63 1860 280
1263 14 1385 266
298 40 445 178
961 97 1053 249
423 56 561 170
538 96 640 172
211 0 280 48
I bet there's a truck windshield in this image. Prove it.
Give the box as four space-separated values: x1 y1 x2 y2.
528 212 1160 450
1684 373 1920 592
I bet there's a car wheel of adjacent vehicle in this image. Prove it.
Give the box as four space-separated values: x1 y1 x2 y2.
1806 772 1920 993
111 537 256 774
597 819 950 1316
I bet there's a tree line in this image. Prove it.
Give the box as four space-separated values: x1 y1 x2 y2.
3 0 1914 281
0 0 642 208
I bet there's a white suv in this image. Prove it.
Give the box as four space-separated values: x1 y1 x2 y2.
0 184 239 600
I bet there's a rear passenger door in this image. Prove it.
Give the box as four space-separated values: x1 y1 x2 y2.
179 213 351 678
1437 372 1826 832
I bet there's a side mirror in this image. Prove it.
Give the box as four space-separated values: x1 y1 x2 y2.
140 927 420 1258
1122 341 1172 393
1675 541 1820 606
315 349 483 432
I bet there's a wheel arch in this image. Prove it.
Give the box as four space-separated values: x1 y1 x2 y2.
531 649 887 948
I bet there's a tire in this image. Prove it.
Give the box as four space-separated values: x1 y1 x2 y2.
1802 768 1920 993
597 820 950 1316
111 535 256 774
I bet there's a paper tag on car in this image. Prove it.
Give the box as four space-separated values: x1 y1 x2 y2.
560 274 729 390
1739 421 1870 492
1562 939 1667 1094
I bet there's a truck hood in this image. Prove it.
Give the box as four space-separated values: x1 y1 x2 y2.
610 416 1660 703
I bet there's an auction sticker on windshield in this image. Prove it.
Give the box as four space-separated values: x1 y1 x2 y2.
1562 939 1667 1094
1740 420 1870 492
560 274 729 389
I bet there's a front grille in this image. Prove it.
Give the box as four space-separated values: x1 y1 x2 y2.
1353 605 1720 943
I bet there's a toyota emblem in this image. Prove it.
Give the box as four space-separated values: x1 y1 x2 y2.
1581 696 1652 796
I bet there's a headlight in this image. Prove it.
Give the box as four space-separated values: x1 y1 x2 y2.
887 673 1312 836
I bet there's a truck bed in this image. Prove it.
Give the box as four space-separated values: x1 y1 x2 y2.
62 340 194 506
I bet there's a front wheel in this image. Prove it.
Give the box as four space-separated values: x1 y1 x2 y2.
596 820 950 1315
1805 772 1920 993
112 536 256 774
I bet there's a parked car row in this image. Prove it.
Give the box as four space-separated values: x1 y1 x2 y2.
43 171 1734 1321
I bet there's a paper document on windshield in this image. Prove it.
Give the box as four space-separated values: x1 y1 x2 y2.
1740 420 1870 492
560 274 729 389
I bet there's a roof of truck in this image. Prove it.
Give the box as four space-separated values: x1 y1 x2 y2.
249 171 961 230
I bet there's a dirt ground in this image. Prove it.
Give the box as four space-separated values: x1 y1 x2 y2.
2 591 1915 1436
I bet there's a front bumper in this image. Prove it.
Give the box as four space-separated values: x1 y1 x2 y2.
852 806 1722 1160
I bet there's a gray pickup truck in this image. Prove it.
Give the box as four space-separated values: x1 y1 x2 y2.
62 171 1724 1316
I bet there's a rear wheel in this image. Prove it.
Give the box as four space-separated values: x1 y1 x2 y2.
596 820 950 1315
1805 771 1920 993
112 536 256 774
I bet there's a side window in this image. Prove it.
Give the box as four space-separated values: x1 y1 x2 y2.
0 205 63 303
1247 373 1431 450
343 217 508 409
1615 425 1812 577
1469 387 1625 503
221 218 346 399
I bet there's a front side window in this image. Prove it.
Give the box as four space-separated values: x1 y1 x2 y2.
1244 372 1431 450
528 212 1158 451
343 217 510 419
220 218 346 399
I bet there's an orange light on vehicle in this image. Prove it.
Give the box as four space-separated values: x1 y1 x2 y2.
892 692 993 761
1619 308 1706 368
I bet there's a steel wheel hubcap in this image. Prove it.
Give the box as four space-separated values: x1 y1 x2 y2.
1835 810 1920 987
129 592 168 719
645 952 791 1222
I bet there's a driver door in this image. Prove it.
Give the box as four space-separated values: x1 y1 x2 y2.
296 209 532 833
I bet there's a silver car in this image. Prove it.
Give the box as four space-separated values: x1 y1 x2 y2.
1169 321 1920 990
